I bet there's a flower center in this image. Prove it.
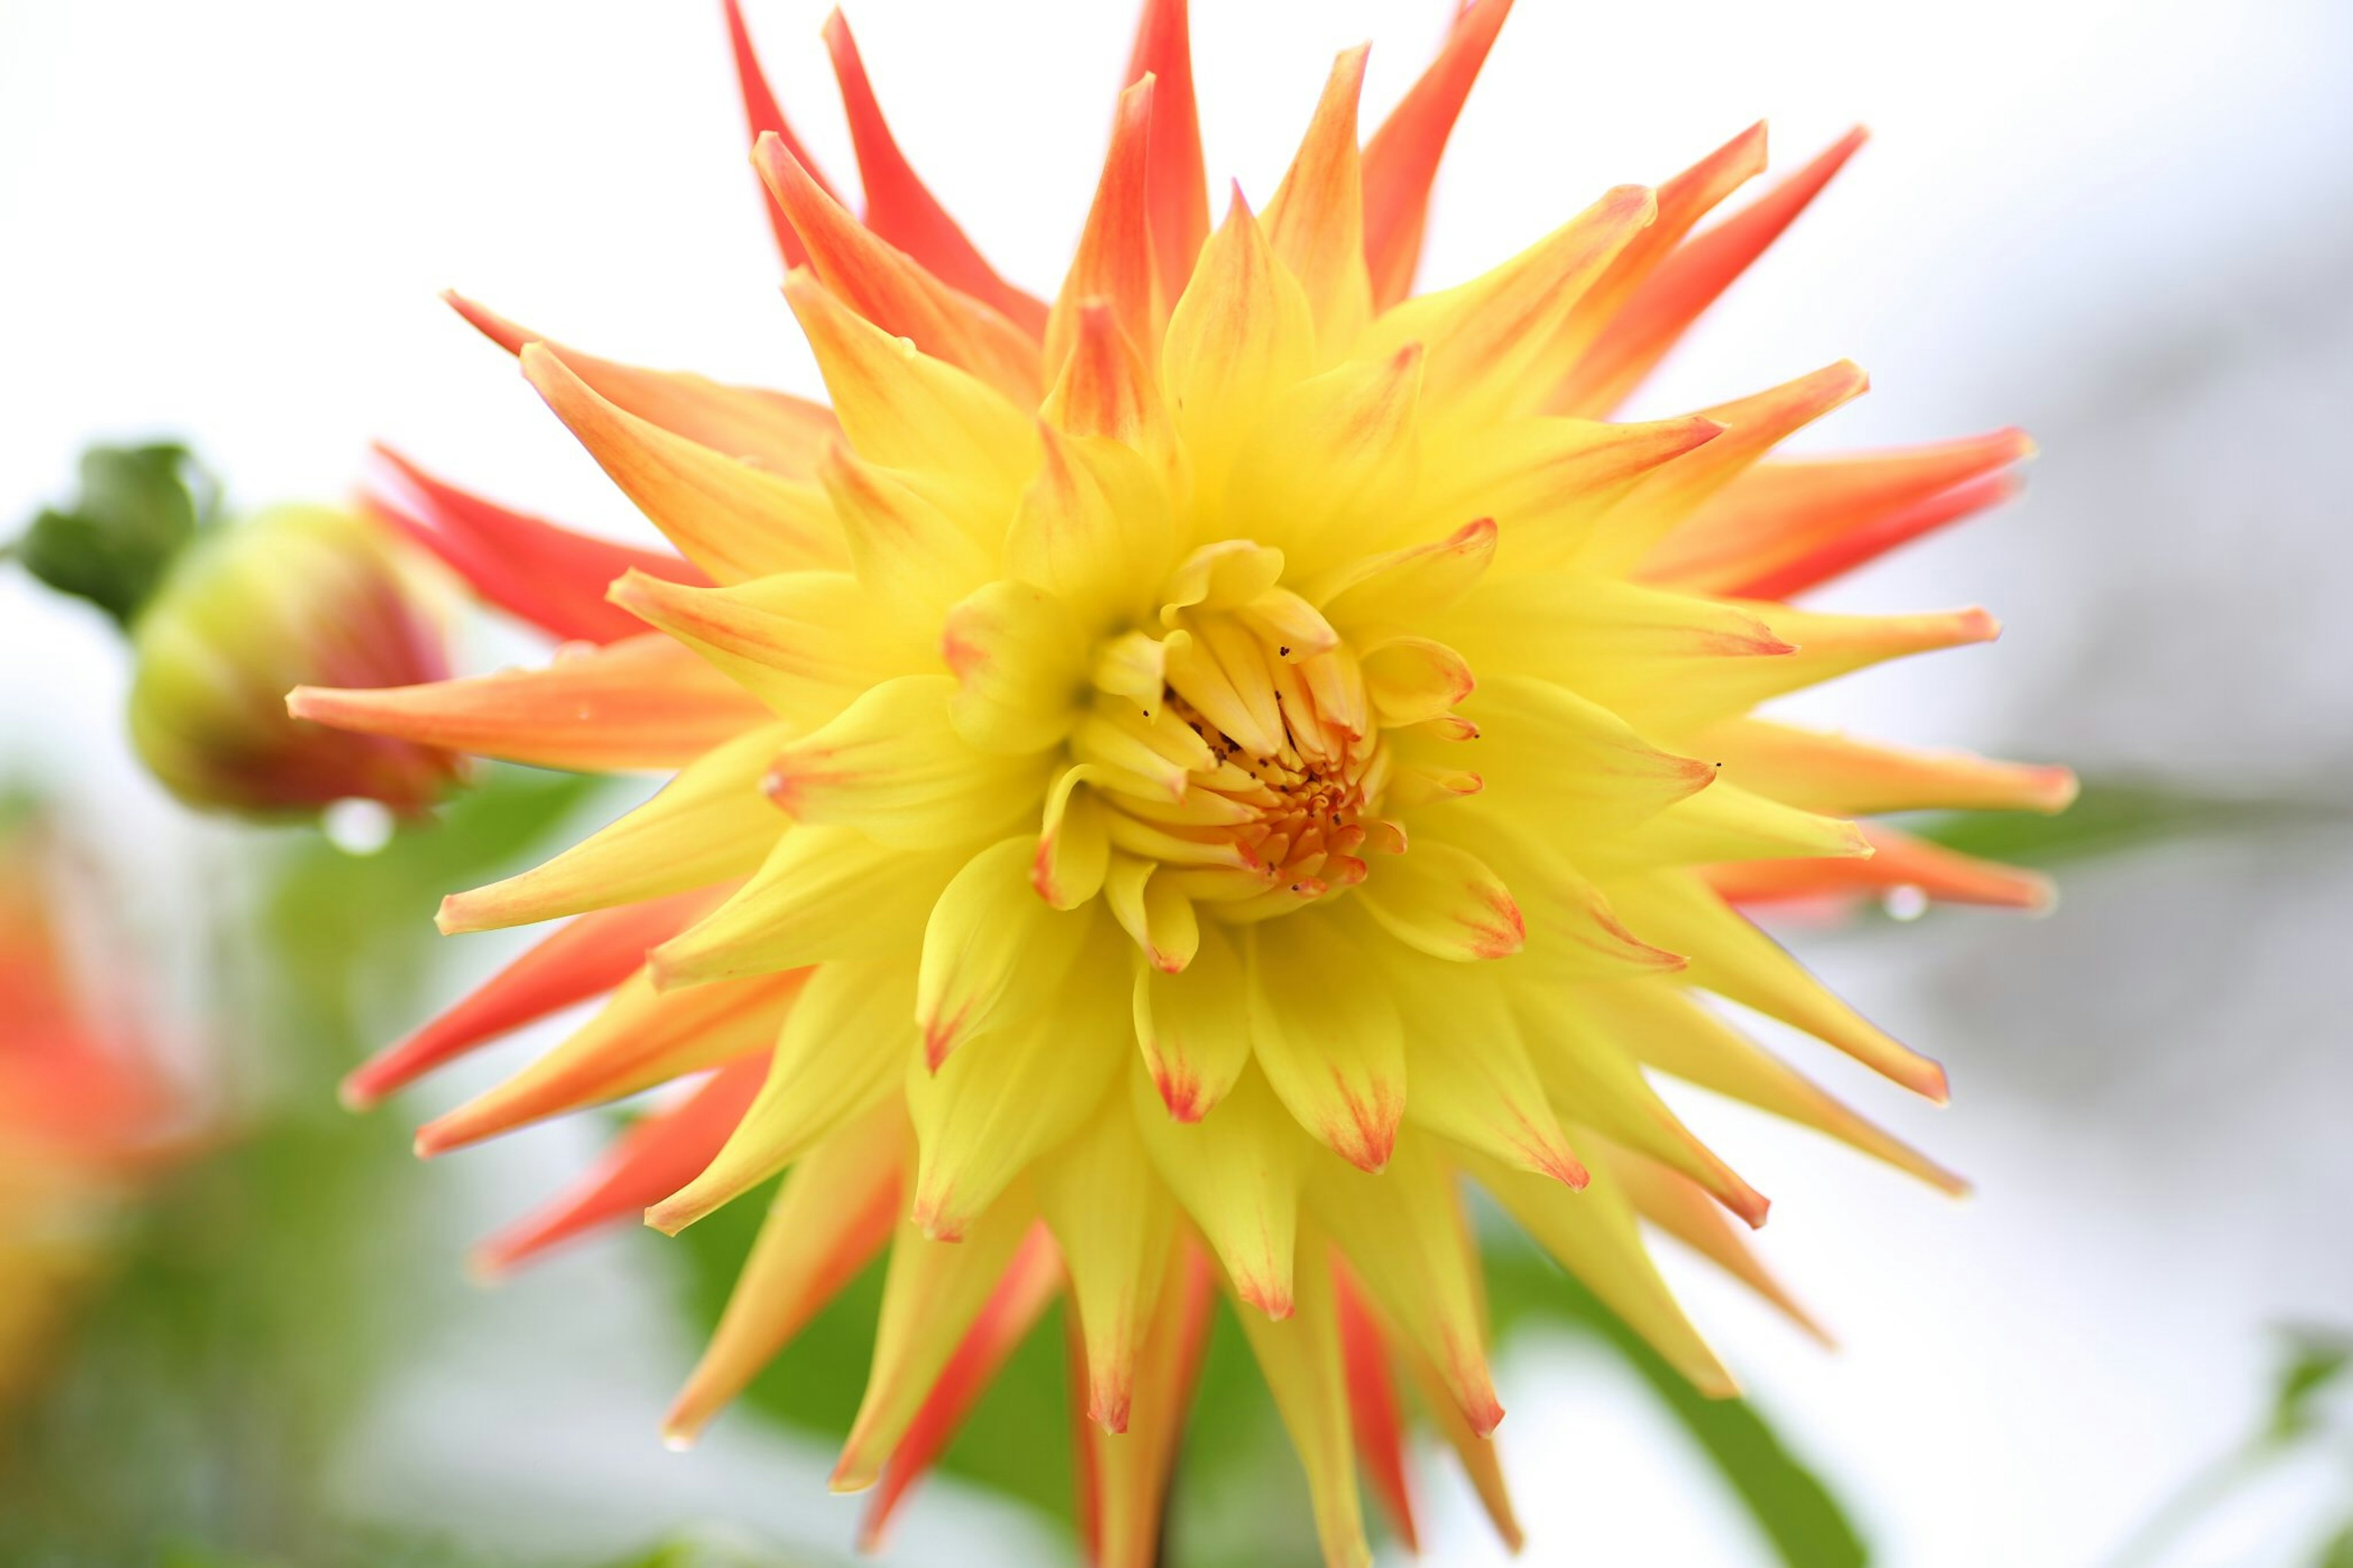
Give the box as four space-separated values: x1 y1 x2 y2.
1165 689 1377 899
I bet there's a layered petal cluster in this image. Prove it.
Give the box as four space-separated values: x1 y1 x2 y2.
300 3 2071 1561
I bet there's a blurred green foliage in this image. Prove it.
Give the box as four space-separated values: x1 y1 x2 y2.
9 442 219 627
1909 780 2347 868
0 768 596 1564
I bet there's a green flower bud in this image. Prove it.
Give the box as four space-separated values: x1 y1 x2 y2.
125 505 463 817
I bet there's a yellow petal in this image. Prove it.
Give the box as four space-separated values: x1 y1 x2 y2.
1161 192 1317 507
650 827 967 989
1507 966 1770 1227
1079 1240 1215 1568
1599 869 1950 1101
1129 914 1248 1119
915 837 1098 1070
907 945 1125 1240
1439 573 1793 705
646 956 918 1233
1131 1061 1309 1319
1358 635 1476 728
1354 837 1523 961
832 1199 1040 1492
1459 1144 1737 1398
521 344 844 581
1578 360 1868 575
1431 817 1688 981
783 268 1039 503
662 1097 905 1446
814 439 995 613
444 289 836 477
1357 184 1654 425
1037 1108 1175 1432
1263 46 1373 358
941 580 1089 755
1246 915 1404 1173
1308 517 1496 630
1597 1138 1832 1345
1584 781 1871 874
1683 716 2077 817
415 968 801 1156
765 675 1051 850
608 569 934 732
1581 978 1966 1194
437 722 789 934
1231 1226 1373 1568
1005 425 1177 637
1623 601 1998 726
1310 1132 1501 1437
1446 674 1715 841
1384 950 1585 1185
288 633 766 774
1222 346 1423 581
1034 766 1114 911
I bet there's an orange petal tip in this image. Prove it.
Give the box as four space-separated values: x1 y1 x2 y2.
1155 1069 1208 1123
660 1430 699 1454
1087 1382 1132 1434
1235 1276 1295 1321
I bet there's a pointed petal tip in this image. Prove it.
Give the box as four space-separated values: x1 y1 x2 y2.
1087 1381 1132 1435
462 1246 513 1288
2028 765 2079 814
440 288 531 354
641 1197 694 1238
1155 1069 1208 1123
659 1428 699 1454
335 1071 381 1113
1237 1276 1295 1321
827 1455 880 1495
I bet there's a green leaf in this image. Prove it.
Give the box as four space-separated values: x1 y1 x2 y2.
2266 1324 2353 1445
1903 779 2345 869
12 442 216 627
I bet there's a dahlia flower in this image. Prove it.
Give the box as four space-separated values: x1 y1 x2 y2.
297 2 2072 1559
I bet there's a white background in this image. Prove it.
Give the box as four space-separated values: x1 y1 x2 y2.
6 2 2353 1564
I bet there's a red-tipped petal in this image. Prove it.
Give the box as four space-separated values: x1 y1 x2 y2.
1333 1263 1420 1554
857 1225 1063 1551
1045 77 1161 382
290 634 771 776
470 1053 767 1276
368 447 705 645
1552 126 1869 417
1120 0 1210 305
722 0 841 270
439 293 839 479
819 9 1047 335
752 132 1039 400
1705 821 2056 912
1360 0 1515 308
1640 426 2034 598
340 887 728 1110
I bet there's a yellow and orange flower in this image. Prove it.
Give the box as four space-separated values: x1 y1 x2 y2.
297 3 2072 1561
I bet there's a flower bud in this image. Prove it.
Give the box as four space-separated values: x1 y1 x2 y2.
126 504 462 817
